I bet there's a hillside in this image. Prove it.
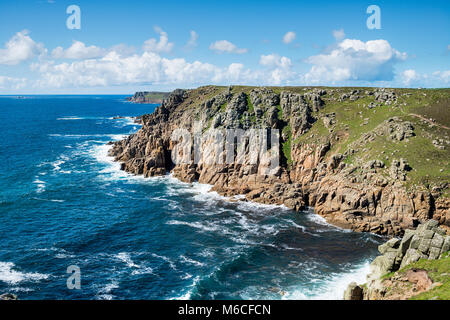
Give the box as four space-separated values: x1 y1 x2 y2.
110 85 450 236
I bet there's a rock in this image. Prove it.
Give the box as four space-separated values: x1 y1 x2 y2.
400 248 423 269
344 282 364 300
378 238 401 254
399 229 415 255
0 293 18 300
371 251 398 275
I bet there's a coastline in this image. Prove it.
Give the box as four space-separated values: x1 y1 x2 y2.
102 116 382 300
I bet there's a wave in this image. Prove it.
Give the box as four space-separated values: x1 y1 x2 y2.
166 220 220 233
49 133 127 140
171 276 201 300
114 252 156 276
33 177 46 193
0 261 49 285
179 255 205 267
283 260 372 300
305 210 352 233
96 280 119 300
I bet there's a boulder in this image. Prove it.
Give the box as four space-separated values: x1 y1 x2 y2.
344 282 364 300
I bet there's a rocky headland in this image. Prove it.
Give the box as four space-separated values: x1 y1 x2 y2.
127 91 170 104
110 86 450 237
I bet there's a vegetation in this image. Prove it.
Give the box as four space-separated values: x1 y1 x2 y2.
404 252 450 300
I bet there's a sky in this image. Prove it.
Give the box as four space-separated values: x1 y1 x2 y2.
0 0 449 94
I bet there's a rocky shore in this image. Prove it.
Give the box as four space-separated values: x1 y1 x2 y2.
344 219 450 300
110 86 449 237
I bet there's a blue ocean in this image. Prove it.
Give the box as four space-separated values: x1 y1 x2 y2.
0 95 383 300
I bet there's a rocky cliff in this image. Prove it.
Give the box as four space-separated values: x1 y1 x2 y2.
126 91 170 104
110 85 450 237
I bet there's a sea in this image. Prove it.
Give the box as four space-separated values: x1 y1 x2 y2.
0 95 383 300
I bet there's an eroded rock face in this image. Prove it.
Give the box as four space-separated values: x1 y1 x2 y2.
109 87 448 237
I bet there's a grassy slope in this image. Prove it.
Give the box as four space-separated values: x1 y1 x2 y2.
182 86 450 195
406 252 450 300
143 92 170 101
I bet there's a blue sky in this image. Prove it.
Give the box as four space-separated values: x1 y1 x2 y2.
0 0 448 93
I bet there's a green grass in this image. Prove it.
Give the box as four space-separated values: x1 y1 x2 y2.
290 88 450 193
282 125 292 165
276 105 283 120
405 252 450 300
246 96 254 113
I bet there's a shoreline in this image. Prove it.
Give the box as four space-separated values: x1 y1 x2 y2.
102 135 382 300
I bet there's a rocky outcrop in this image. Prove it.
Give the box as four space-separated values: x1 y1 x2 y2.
109 86 450 237
344 220 450 300
126 91 170 104
0 293 18 300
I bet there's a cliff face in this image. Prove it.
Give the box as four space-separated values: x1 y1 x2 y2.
126 91 170 104
110 86 450 237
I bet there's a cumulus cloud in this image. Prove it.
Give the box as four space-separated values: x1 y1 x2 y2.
0 75 27 89
143 26 174 53
52 41 106 59
304 39 407 83
0 30 46 65
31 50 264 88
209 40 248 54
185 30 198 49
282 31 296 44
259 54 292 69
332 29 345 41
432 70 450 83
259 54 294 85
400 69 420 86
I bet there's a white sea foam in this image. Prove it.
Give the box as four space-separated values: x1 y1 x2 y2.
115 252 140 269
96 280 119 300
151 253 177 270
306 210 352 233
57 117 84 120
283 260 372 300
33 177 46 193
180 255 205 267
32 197 65 203
0 262 49 285
172 276 201 300
114 252 156 276
166 220 220 233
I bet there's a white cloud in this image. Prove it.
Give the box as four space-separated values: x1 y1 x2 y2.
305 39 407 83
143 26 174 53
32 50 259 88
332 29 345 41
401 69 420 85
52 41 106 59
209 40 248 54
432 70 450 83
0 30 46 65
259 54 292 69
282 31 296 44
185 31 198 49
0 75 27 89
259 54 294 85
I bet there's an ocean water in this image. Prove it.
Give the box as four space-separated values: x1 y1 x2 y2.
0 95 383 300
